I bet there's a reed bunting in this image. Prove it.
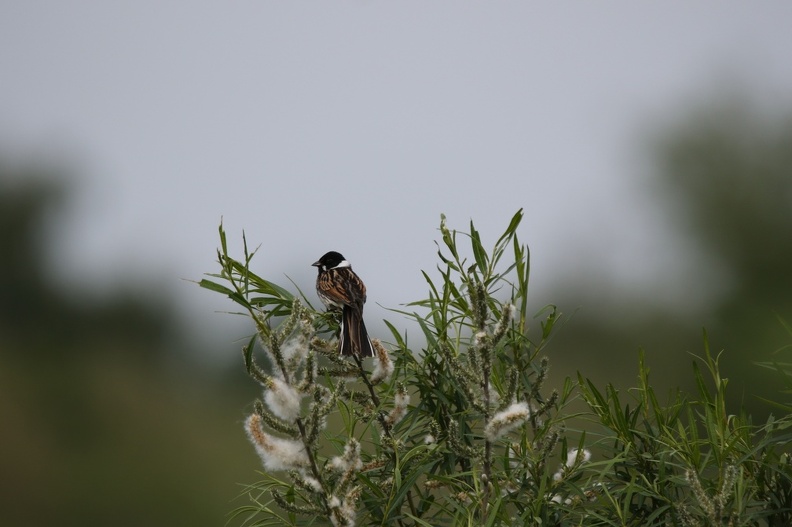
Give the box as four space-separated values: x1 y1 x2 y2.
312 251 374 357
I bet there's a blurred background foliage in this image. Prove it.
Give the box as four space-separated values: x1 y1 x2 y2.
1 92 791 525
552 94 792 414
0 167 259 524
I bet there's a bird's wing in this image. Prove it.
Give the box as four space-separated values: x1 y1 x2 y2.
318 268 367 310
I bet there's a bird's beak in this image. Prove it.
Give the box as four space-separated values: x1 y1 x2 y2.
311 261 321 267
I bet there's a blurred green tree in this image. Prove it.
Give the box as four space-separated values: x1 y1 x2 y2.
0 163 254 527
655 98 792 346
553 95 792 415
0 170 171 358
654 97 792 411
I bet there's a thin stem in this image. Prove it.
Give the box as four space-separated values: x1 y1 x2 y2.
351 353 418 521
295 417 330 513
482 358 492 519
224 261 332 513
352 353 381 408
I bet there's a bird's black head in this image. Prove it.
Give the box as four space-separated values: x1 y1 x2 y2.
312 251 346 271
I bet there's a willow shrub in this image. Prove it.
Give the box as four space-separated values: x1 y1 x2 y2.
201 211 792 526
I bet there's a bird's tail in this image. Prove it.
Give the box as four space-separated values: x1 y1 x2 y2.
340 307 374 357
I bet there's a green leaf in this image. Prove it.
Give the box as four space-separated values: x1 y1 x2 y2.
484 498 503 527
242 334 256 374
198 278 235 296
495 208 523 248
469 219 489 277
383 319 407 349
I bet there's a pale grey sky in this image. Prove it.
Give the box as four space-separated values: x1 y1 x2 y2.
2 3 791 356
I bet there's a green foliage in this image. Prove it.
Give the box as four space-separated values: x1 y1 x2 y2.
1 165 247 527
391 210 581 525
578 336 792 526
755 317 792 413
204 211 792 526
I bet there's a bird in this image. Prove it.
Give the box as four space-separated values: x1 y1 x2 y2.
312 251 374 357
